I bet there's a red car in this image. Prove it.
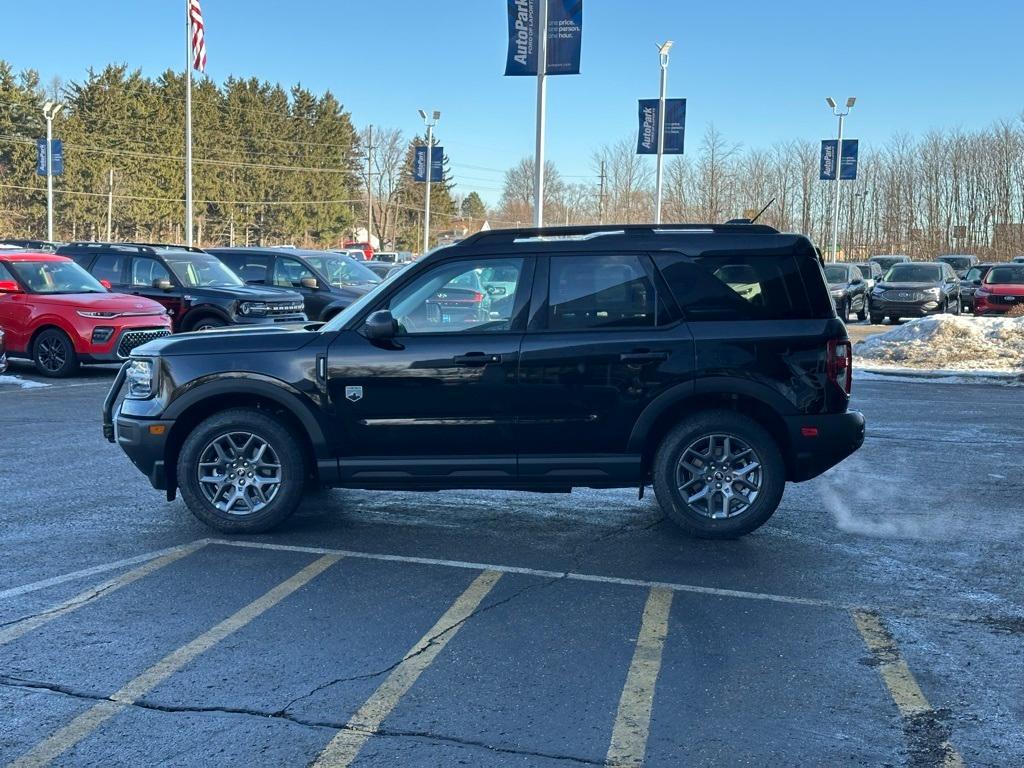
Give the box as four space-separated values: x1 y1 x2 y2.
974 264 1024 315
343 241 375 260
0 252 172 377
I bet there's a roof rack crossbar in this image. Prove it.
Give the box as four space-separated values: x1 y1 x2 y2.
462 222 777 248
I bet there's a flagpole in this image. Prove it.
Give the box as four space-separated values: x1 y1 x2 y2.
184 0 194 247
532 0 548 228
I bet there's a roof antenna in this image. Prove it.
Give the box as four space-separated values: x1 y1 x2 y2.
749 198 775 224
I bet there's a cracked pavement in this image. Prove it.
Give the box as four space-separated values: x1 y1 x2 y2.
1 366 1024 766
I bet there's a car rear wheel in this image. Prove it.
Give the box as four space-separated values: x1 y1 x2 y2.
177 408 305 533
869 313 884 324
652 411 786 539
33 328 79 378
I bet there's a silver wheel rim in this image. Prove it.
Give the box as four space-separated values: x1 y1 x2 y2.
37 337 66 372
675 433 763 519
197 431 282 515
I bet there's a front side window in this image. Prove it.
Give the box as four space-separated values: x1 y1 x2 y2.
548 255 655 331
131 257 172 287
386 259 523 334
273 257 316 288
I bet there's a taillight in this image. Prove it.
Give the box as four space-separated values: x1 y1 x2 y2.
471 291 483 303
827 339 852 396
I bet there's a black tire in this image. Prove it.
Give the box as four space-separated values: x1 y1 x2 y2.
856 298 867 322
189 316 227 332
951 298 961 316
177 408 306 533
869 313 884 325
836 299 848 322
652 410 786 539
32 328 79 378
889 316 900 324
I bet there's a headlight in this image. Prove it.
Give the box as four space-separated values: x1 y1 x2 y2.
239 301 268 316
924 287 941 297
830 289 845 297
872 286 885 295
125 359 156 399
77 310 121 319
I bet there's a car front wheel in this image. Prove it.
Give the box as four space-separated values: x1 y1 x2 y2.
652 411 786 539
177 408 306 533
33 328 79 377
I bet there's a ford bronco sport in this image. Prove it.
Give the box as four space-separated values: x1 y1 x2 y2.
103 224 865 538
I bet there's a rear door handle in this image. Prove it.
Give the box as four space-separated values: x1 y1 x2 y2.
620 351 668 364
453 352 501 366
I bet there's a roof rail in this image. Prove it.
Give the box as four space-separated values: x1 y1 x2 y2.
124 242 208 253
460 222 777 248
61 241 158 255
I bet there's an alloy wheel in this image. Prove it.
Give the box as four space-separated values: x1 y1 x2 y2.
197 431 282 515
37 337 66 373
675 433 763 519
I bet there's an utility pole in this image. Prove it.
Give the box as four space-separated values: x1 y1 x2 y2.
598 160 607 225
184 0 194 246
42 101 63 242
533 0 548 227
826 96 856 262
366 125 374 248
654 41 673 224
106 168 114 240
418 110 441 254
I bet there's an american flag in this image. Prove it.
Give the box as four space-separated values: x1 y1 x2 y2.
189 0 207 72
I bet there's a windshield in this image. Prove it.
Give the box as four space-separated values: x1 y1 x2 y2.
165 255 244 288
319 269 406 331
824 265 849 283
872 257 907 270
985 266 1024 285
7 260 107 294
884 264 942 283
854 265 874 278
938 256 974 271
303 254 380 286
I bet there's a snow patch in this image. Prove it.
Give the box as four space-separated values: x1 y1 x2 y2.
854 315 1024 372
0 375 48 389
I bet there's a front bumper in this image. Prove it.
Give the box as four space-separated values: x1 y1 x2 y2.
231 312 308 326
103 364 171 490
784 410 866 482
81 326 172 363
868 298 941 318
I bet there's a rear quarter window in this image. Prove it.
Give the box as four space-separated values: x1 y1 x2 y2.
653 251 829 321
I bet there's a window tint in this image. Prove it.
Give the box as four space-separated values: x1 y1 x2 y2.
0 262 14 281
219 253 269 284
91 254 125 284
386 258 523 334
654 253 813 321
131 257 171 287
273 257 316 288
548 255 656 331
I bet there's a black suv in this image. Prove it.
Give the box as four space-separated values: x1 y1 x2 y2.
58 242 306 332
207 247 378 322
823 263 868 322
104 224 864 539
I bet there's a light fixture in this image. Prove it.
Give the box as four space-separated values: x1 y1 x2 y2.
846 97 857 108
417 109 427 120
826 97 837 109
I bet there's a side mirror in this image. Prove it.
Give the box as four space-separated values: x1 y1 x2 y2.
486 285 507 296
851 278 863 285
363 309 398 340
0 279 22 293
99 279 112 290
153 278 174 291
300 276 319 290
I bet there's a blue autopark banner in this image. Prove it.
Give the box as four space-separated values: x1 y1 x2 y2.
504 0 583 76
820 139 859 180
36 138 63 175
414 146 444 183
636 99 686 155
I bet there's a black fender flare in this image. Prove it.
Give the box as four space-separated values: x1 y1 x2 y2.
319 300 349 321
627 377 793 453
181 305 232 330
163 374 330 456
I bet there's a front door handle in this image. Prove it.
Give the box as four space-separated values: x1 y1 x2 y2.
453 352 501 367
620 351 668 364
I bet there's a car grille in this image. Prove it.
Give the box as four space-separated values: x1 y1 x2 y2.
992 295 1020 305
881 289 928 302
266 303 306 316
118 328 171 358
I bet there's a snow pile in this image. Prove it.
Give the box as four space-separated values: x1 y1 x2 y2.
0 375 49 389
855 315 1024 372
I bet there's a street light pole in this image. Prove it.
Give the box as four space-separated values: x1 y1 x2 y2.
654 41 673 225
826 96 855 263
533 0 549 227
419 109 441 255
42 101 63 242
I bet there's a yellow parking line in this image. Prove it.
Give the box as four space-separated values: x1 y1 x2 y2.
0 541 208 646
852 609 964 768
605 587 673 768
7 554 340 768
312 570 502 768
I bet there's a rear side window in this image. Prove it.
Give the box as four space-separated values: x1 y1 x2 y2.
91 254 125 284
219 253 268 283
654 252 818 321
548 254 656 331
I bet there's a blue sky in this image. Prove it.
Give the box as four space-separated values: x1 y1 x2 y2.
3 1 1020 204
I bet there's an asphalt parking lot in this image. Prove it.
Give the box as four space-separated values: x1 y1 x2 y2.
1 360 1022 767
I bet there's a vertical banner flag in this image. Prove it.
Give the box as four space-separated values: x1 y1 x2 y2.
36 139 64 176
189 0 207 71
820 139 859 180
636 99 686 155
505 0 583 76
414 146 444 183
